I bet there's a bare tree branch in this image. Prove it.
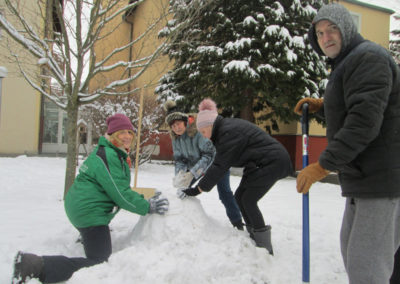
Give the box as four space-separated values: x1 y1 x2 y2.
0 0 170 195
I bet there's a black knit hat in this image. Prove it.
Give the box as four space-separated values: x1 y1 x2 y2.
163 100 188 126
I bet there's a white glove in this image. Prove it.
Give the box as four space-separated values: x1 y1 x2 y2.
173 170 194 188
172 170 184 188
176 188 187 200
148 194 169 215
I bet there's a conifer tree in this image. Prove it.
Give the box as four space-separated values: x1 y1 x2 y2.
157 0 328 126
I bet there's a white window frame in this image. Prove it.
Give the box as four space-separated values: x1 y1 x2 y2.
350 12 361 33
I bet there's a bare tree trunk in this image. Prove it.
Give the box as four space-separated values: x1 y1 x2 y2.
240 89 255 122
64 98 78 198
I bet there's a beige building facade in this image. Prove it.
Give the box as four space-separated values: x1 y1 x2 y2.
0 0 395 160
89 0 171 107
0 1 42 155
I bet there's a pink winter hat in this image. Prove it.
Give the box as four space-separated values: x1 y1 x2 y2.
196 98 218 129
106 113 134 134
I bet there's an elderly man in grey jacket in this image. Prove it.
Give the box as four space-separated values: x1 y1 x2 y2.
294 3 400 284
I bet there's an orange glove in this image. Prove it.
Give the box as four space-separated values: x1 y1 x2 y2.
296 162 329 194
294 98 324 115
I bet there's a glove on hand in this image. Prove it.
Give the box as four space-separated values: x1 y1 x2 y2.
176 188 187 200
296 162 329 194
148 195 169 215
183 186 201 197
294 98 324 115
173 171 194 188
172 170 184 188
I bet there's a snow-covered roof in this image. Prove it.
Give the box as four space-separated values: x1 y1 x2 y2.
357 0 400 13
344 0 395 14
77 119 87 126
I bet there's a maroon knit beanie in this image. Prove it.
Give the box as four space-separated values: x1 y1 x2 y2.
106 113 134 134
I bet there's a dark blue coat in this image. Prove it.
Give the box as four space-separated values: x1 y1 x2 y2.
198 116 292 191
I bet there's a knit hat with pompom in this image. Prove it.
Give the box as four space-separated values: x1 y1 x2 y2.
196 98 218 129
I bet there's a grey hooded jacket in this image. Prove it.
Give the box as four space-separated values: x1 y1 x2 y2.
309 3 400 198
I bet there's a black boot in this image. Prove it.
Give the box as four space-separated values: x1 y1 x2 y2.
12 251 44 284
253 225 274 255
231 220 244 231
245 224 254 239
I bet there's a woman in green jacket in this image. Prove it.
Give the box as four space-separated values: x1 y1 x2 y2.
12 113 169 284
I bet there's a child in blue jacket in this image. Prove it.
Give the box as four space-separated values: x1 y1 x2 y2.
164 100 243 229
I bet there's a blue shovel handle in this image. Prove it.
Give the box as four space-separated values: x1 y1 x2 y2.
301 103 310 283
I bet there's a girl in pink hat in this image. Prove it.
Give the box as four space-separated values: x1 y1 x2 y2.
182 98 293 255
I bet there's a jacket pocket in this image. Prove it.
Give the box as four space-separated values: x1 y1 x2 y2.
340 162 363 178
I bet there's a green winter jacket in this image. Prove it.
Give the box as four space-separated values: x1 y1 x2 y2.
64 136 150 228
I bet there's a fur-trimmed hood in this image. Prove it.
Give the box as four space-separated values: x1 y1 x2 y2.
169 114 198 140
163 100 188 126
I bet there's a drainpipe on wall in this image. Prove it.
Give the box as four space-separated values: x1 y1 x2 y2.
0 66 8 126
123 11 135 93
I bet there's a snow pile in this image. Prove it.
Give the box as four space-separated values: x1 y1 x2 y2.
68 194 271 284
0 156 348 283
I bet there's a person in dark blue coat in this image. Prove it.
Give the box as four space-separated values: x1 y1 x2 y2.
294 3 400 283
181 98 293 255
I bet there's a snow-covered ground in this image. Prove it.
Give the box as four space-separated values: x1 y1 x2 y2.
0 156 348 283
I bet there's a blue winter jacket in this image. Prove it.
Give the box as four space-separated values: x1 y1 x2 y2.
171 117 215 179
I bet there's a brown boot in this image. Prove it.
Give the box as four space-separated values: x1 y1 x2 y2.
12 251 44 284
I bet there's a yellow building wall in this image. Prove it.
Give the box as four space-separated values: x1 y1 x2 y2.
129 0 172 95
342 0 391 48
89 3 131 89
90 0 172 107
0 1 41 155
